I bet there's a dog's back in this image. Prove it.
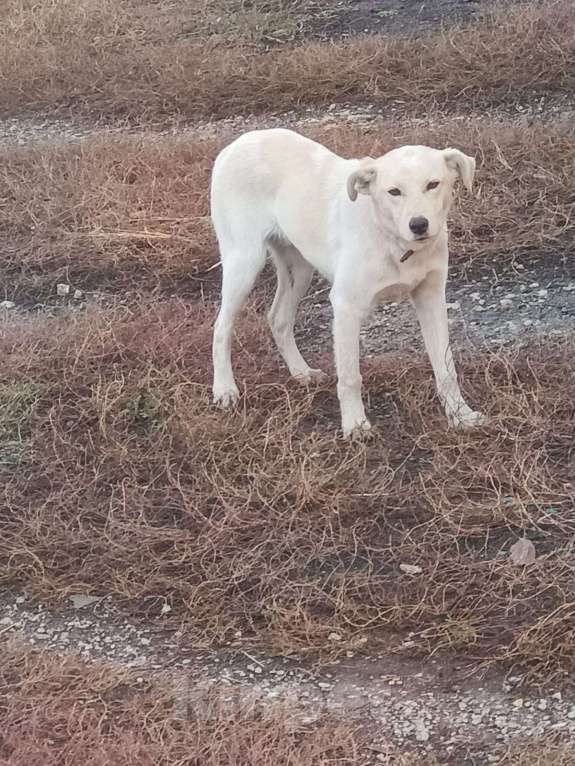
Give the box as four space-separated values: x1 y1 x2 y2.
211 129 343 254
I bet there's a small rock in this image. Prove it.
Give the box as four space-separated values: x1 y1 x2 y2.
471 714 483 725
56 283 71 296
0 300 16 309
509 538 536 566
499 298 513 309
70 594 100 609
446 301 460 311
399 563 423 575
414 719 430 743
512 698 524 709
538 700 548 711
537 289 548 298
568 707 575 720
73 289 83 300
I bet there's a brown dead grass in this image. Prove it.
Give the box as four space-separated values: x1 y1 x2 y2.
0 1 573 121
1 119 573 302
499 739 575 765
4 643 574 766
0 640 361 765
1 300 574 684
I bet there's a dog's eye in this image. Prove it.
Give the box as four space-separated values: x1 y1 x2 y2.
427 181 440 190
388 188 401 196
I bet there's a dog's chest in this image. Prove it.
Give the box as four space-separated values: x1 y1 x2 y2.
373 277 423 305
370 252 441 305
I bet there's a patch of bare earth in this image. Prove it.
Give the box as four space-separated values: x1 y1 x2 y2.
1 1 575 763
3 637 575 764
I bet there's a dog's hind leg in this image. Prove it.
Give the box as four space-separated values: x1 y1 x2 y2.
267 244 325 384
212 239 266 408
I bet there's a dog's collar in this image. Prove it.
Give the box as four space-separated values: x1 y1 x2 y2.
400 249 415 263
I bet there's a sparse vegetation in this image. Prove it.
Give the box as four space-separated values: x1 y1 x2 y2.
0 641 362 765
0 0 574 761
1 638 575 764
1 303 574 684
0 382 39 469
0 1 573 121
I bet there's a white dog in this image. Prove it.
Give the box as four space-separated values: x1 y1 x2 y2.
211 128 484 437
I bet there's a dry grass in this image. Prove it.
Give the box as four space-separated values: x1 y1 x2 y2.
0 640 361 765
2 643 575 765
499 739 575 765
0 1 573 121
1 119 573 302
1 300 574 684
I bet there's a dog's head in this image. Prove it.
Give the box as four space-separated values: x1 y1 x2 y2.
347 145 475 246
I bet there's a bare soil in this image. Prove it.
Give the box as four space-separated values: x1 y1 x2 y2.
303 0 498 39
1 2 574 764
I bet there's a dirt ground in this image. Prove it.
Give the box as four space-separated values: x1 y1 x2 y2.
3 585 575 764
302 0 497 38
1 2 574 764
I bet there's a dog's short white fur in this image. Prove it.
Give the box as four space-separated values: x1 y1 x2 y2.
211 128 484 437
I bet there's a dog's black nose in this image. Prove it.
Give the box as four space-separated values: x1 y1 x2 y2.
409 216 429 236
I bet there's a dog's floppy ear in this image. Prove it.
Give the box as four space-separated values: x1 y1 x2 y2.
347 163 377 201
442 148 475 192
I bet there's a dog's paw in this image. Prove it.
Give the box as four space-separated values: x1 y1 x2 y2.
294 368 328 386
449 408 486 430
213 386 239 409
342 418 373 440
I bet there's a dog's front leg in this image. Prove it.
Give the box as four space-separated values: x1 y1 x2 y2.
331 294 371 438
411 274 485 429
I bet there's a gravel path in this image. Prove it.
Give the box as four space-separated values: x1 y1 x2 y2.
2 586 575 763
297 268 575 360
1 92 574 149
